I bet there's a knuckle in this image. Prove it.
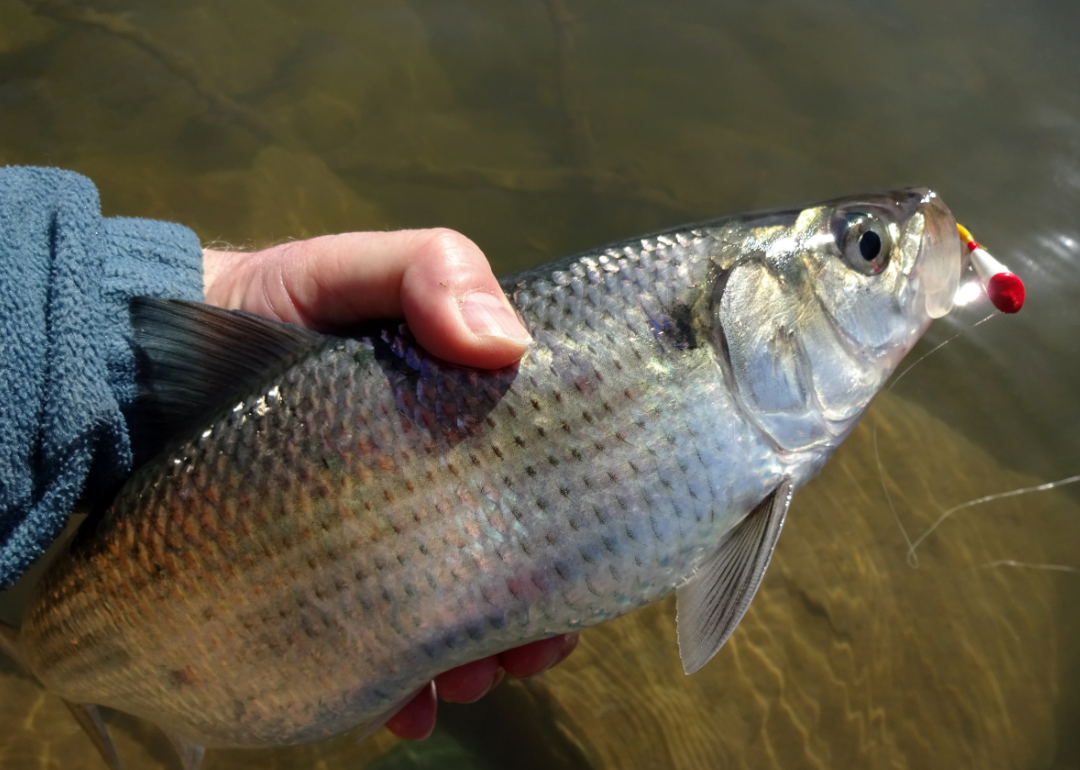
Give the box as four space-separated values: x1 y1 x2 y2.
419 228 480 266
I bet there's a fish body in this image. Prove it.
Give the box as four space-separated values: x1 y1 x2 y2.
18 189 959 752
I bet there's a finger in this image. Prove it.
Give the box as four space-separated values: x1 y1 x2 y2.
204 229 531 369
551 632 579 667
383 682 437 740
498 633 579 679
434 656 503 704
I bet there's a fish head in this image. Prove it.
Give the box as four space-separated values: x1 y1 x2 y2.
712 187 961 460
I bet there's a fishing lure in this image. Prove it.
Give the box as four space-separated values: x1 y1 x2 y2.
957 224 1025 313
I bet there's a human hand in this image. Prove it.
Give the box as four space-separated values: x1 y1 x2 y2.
386 633 579 739
203 229 532 368
202 229 579 739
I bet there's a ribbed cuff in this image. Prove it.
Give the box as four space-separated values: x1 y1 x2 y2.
0 166 202 588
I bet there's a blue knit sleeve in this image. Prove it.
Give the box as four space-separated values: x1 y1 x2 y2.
0 167 203 588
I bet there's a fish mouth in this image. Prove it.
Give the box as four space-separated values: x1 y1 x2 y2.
909 189 962 319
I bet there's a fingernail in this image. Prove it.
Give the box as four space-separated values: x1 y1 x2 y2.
462 291 532 346
552 633 579 666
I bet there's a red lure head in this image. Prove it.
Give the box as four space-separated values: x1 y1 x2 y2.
957 224 1025 314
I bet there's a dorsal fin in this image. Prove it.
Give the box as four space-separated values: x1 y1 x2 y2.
129 298 324 465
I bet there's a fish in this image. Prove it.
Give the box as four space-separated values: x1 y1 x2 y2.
1 188 961 770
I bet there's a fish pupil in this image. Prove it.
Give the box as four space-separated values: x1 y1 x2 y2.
859 230 882 260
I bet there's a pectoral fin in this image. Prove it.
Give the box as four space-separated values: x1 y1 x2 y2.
676 479 793 674
165 731 207 770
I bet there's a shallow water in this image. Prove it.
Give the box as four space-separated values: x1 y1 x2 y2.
1 0 1078 768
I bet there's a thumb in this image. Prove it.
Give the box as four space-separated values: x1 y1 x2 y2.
203 228 532 370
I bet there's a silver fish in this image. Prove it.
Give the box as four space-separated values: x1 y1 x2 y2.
6 188 960 768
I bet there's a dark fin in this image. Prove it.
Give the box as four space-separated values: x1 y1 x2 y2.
165 731 206 770
676 479 794 674
0 621 32 677
63 701 122 770
129 298 324 464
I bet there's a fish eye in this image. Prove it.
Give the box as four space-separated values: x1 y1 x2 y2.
834 212 891 275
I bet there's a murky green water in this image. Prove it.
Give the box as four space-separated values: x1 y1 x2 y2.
2 1 1078 768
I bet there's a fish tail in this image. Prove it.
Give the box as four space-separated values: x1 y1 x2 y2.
0 621 122 770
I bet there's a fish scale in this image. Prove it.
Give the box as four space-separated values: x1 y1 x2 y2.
15 189 960 762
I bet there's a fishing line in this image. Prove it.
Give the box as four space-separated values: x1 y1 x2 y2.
981 559 1080 574
877 221 1033 568
887 230 1076 573
873 312 995 569
907 474 1080 564
885 313 995 396
873 421 918 566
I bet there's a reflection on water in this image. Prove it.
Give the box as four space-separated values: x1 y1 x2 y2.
1 0 1078 767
